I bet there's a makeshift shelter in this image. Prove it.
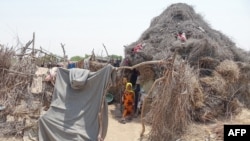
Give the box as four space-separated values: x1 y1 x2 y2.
0 47 40 138
119 3 250 141
0 43 117 140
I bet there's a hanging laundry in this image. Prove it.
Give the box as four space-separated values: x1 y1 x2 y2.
39 65 116 141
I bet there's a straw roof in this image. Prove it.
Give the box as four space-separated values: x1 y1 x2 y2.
123 3 250 66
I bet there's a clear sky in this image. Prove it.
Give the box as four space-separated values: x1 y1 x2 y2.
0 0 249 58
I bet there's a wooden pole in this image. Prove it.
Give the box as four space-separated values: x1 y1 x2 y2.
60 43 66 68
98 83 111 141
102 43 109 57
28 32 36 86
19 40 32 61
32 32 35 59
116 60 165 71
140 77 165 137
91 48 96 61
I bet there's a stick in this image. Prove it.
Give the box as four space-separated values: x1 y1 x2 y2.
102 43 109 57
1 68 35 76
15 47 64 60
18 40 33 61
102 43 112 64
140 77 165 137
32 32 35 59
116 60 165 70
98 83 111 141
91 49 96 61
60 43 67 68
39 46 64 59
29 32 36 86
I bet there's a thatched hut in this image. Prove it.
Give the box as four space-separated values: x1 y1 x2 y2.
120 3 250 141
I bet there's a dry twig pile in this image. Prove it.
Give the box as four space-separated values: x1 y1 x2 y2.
0 45 53 138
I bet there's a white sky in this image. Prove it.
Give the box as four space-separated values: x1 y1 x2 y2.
0 0 249 58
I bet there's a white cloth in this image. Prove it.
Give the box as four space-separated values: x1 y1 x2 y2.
136 76 141 84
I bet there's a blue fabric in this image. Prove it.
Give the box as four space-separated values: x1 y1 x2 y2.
68 63 76 69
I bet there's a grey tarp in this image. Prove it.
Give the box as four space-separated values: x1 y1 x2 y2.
39 64 114 141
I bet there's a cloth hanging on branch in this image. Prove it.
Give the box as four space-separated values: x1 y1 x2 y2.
39 64 115 141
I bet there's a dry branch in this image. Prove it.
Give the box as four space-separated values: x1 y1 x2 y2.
140 77 165 137
18 40 33 61
60 43 67 68
0 68 35 76
32 32 35 59
140 51 176 137
117 60 165 70
102 44 109 57
98 83 111 141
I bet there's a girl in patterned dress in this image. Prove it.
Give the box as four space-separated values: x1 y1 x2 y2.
120 82 135 124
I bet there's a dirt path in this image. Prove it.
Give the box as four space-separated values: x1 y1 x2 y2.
2 104 250 141
105 104 149 141
0 103 149 141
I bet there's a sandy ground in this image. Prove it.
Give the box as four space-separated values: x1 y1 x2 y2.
105 103 149 141
1 105 250 141
0 103 149 141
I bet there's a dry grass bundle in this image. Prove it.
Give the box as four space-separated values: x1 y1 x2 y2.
215 60 240 83
147 62 202 141
0 45 15 69
198 57 220 77
235 86 250 110
233 62 250 108
200 71 227 97
198 70 242 121
198 72 227 121
190 82 204 109
199 57 220 70
0 121 25 136
180 108 250 141
180 124 212 141
237 62 250 83
0 47 14 102
180 123 224 141
229 46 250 62
182 38 234 67
210 123 224 141
185 39 218 66
225 98 242 117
